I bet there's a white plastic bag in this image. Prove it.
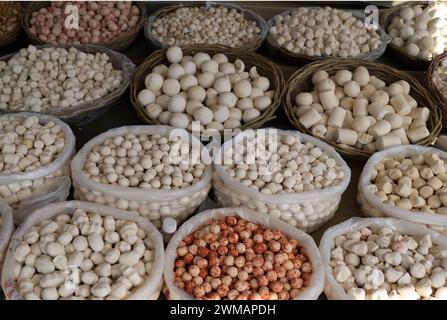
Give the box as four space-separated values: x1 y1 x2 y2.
164 206 324 300
0 113 75 224
0 44 136 125
358 145 447 235
0 200 14 275
1 200 165 300
319 217 447 300
266 8 390 61
71 125 212 229
213 128 351 232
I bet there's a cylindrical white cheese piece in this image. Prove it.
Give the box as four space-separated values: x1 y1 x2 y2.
375 134 402 150
352 98 368 116
390 94 411 115
336 128 358 146
351 116 371 133
409 107 430 121
327 107 346 128
298 108 322 129
368 120 392 137
390 128 410 144
407 126 430 143
383 113 403 129
319 90 339 111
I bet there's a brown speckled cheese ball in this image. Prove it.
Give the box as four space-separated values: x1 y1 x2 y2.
0 2 21 37
29 1 141 45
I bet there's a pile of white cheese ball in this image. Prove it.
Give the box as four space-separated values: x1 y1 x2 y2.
387 4 447 61
150 5 262 47
220 132 344 194
269 7 382 58
330 225 447 300
13 209 156 300
294 67 430 153
369 153 447 215
83 133 205 190
432 56 447 100
0 45 123 112
138 46 275 133
0 115 67 207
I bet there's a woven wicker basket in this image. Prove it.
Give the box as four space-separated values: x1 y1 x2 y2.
380 1 440 70
427 51 447 126
284 59 442 161
0 44 135 125
145 2 268 52
130 45 284 138
266 7 389 66
0 2 23 48
22 1 146 52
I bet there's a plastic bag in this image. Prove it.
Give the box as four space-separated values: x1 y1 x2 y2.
144 2 268 50
0 112 75 224
164 206 324 300
319 217 447 300
266 7 390 61
1 200 165 300
213 128 351 232
0 44 136 125
71 125 212 229
358 145 447 235
0 200 14 275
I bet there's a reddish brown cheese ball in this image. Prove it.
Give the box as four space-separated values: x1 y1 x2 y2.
173 216 313 300
29 1 141 45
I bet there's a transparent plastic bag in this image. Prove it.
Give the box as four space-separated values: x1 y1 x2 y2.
144 2 268 50
358 145 447 235
163 207 324 300
266 7 390 61
319 217 447 300
0 113 75 224
0 200 14 275
71 125 212 230
213 128 351 232
0 44 136 124
1 200 165 300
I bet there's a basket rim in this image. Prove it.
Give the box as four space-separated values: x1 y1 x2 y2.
0 43 134 118
130 45 285 138
21 1 147 49
284 58 443 160
381 1 447 64
265 7 390 63
144 1 268 51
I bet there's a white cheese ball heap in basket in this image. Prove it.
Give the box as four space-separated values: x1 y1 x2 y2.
138 46 275 134
432 56 447 100
0 113 74 212
213 129 350 232
294 66 430 153
71 126 211 229
320 218 447 300
1 202 164 300
0 45 123 113
150 5 262 48
387 3 447 61
269 7 382 58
